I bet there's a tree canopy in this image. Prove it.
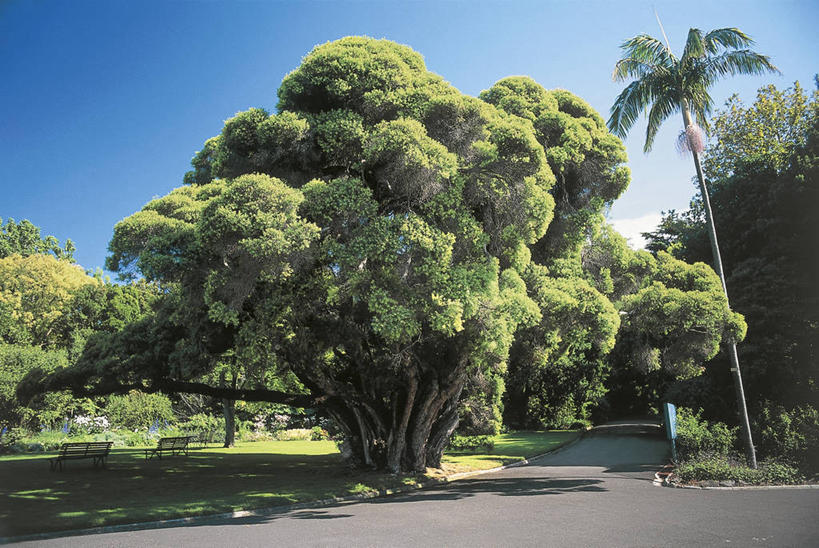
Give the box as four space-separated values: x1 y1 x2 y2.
646 81 819 414
0 218 75 261
18 37 743 473
0 253 96 348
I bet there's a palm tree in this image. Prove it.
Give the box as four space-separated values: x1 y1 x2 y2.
608 27 779 468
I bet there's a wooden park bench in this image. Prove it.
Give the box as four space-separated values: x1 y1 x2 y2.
144 436 193 460
49 441 113 471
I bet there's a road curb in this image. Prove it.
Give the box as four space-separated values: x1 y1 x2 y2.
1 431 585 545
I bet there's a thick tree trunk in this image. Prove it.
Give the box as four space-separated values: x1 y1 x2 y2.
425 387 463 468
682 106 757 469
220 370 237 448
325 345 469 474
222 398 236 448
386 373 418 474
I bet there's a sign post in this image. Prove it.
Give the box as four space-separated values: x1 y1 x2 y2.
663 402 677 463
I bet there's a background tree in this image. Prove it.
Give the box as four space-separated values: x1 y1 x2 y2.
0 345 75 430
0 254 97 348
0 218 75 261
477 77 629 429
702 81 815 181
582 223 745 416
608 26 778 467
0 224 161 431
646 81 819 428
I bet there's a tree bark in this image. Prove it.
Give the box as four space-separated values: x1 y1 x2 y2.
425 387 463 468
682 105 757 469
222 397 236 448
386 373 418 474
220 370 236 448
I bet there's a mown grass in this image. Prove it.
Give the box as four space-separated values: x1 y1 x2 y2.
0 431 579 539
441 431 580 474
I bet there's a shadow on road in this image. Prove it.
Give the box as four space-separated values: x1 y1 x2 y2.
14 423 667 542
378 477 607 501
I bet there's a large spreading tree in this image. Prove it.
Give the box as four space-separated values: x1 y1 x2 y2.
19 37 742 473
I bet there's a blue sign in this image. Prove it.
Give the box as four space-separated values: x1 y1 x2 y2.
663 402 677 440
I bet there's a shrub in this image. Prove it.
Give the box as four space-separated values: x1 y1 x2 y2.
18 430 69 451
238 429 274 442
675 407 736 459
311 426 330 440
179 413 222 443
274 428 313 441
104 390 175 430
447 434 495 452
755 402 819 473
676 454 803 485
0 427 26 453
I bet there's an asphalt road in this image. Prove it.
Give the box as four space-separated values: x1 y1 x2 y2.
16 425 819 547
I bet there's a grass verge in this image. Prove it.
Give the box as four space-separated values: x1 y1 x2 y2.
0 430 579 538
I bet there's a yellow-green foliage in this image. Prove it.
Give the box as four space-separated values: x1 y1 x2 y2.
584 225 745 380
619 251 746 377
0 254 98 348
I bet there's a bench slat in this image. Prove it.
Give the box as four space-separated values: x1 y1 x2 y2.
50 441 113 471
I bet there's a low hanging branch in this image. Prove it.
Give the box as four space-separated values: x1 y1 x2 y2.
17 368 319 409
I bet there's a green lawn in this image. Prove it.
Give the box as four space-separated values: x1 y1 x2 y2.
0 431 579 539
442 430 581 473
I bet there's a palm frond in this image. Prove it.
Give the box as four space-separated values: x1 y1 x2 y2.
685 85 714 131
608 80 647 138
681 28 705 62
679 70 715 127
612 57 666 81
644 92 679 152
703 28 755 54
619 34 675 68
608 70 673 138
704 50 780 79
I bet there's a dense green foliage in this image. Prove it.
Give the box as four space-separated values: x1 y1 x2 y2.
676 455 801 484
674 407 737 458
0 218 75 261
579 224 744 417
477 78 630 430
0 345 74 429
703 82 816 181
754 403 819 473
0 223 160 433
103 390 176 430
17 37 744 472
0 254 97 348
447 434 495 452
646 82 819 422
672 405 803 485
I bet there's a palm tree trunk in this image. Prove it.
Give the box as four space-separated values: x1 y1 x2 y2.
682 107 757 469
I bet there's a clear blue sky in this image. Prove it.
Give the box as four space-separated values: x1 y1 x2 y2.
2 0 817 271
